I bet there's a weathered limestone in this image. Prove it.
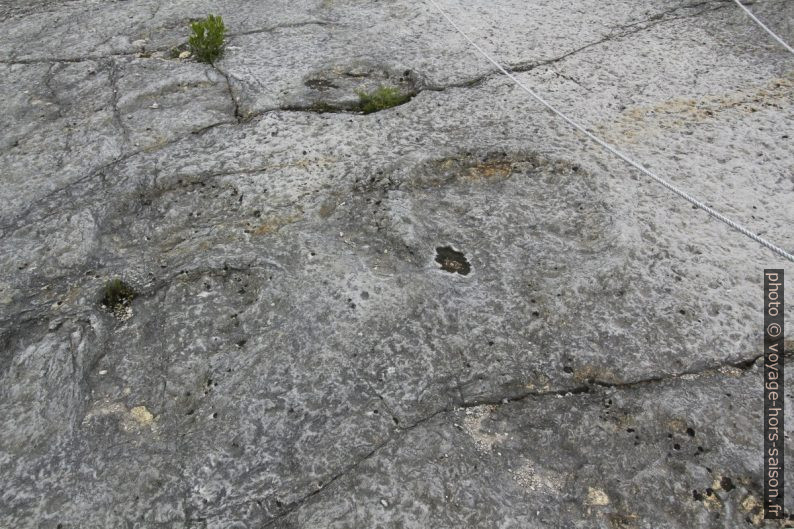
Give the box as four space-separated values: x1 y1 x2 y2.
1 0 792 527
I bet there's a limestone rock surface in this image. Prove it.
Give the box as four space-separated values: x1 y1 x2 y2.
1 0 793 528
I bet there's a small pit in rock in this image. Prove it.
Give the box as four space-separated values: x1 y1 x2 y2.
435 246 471 276
100 278 138 318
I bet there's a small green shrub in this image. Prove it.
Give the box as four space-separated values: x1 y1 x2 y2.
102 278 137 311
356 86 410 114
189 14 226 63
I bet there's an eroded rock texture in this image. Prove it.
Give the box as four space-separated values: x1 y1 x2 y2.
1 0 793 527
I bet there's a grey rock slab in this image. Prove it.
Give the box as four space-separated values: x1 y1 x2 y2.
1 288 396 528
0 0 162 62
0 55 239 227
512 2 794 246
274 365 794 529
215 0 741 116
0 59 123 222
113 57 237 150
0 0 336 63
1 0 793 527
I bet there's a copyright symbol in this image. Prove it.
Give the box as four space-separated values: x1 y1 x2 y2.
767 323 782 338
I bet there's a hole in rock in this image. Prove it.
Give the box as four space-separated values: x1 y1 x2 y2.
435 246 471 275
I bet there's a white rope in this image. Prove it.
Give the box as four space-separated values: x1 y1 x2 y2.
426 0 794 262
731 0 794 54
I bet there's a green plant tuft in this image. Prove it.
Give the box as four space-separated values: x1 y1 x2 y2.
356 86 411 114
102 279 137 311
188 14 226 63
